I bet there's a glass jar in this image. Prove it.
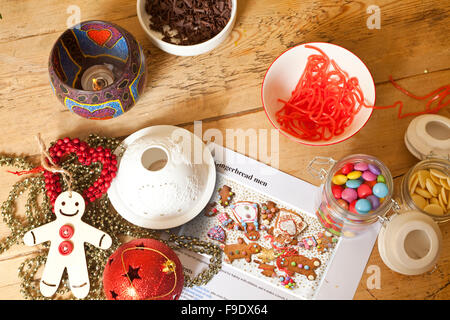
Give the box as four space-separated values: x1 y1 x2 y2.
308 154 394 238
400 158 450 224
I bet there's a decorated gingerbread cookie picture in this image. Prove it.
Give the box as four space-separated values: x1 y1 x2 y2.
23 191 112 299
222 237 263 263
229 201 261 241
276 252 321 281
203 202 219 217
260 201 280 226
254 260 277 278
218 185 234 207
216 212 235 230
207 225 227 243
316 231 338 254
269 208 307 247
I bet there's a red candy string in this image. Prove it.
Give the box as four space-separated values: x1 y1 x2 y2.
276 45 365 142
361 76 449 118
44 137 117 211
276 45 449 142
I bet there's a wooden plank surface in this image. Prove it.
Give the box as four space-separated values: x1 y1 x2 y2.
0 0 448 300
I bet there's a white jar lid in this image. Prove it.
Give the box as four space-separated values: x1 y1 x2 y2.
378 211 442 275
108 125 216 229
404 114 450 160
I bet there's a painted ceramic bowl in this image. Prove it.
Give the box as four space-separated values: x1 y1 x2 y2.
48 20 147 120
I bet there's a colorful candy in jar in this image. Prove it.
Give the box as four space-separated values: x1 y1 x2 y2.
331 161 389 214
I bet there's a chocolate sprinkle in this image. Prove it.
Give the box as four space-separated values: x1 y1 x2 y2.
145 0 232 46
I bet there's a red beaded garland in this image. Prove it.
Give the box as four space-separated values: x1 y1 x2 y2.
43 137 117 212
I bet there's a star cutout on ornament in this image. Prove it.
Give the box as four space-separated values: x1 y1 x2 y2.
123 265 141 283
110 290 119 300
135 243 146 249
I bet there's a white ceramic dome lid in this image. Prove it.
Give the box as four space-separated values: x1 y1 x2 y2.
108 125 216 229
405 114 450 160
377 211 442 275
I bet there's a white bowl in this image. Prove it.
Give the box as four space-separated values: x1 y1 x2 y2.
137 0 237 56
108 125 216 229
261 42 376 146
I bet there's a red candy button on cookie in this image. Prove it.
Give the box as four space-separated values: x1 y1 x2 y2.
59 224 74 239
59 241 73 255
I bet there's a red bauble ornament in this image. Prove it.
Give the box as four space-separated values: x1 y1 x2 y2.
103 239 184 300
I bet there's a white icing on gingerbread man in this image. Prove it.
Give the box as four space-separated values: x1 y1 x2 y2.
23 191 112 299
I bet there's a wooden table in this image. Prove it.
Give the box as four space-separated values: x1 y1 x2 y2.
0 0 448 300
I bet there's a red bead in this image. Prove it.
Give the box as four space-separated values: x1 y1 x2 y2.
73 138 80 144
63 137 70 144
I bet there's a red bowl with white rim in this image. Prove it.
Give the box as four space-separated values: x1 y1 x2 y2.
261 42 376 146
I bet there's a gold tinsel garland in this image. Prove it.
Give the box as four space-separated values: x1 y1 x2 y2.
0 134 222 300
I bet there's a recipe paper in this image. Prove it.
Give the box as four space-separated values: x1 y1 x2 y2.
176 144 380 300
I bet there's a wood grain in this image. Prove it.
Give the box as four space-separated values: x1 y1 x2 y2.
0 0 448 299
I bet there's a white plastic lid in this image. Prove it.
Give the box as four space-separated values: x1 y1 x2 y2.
108 125 216 229
378 211 442 275
404 114 450 160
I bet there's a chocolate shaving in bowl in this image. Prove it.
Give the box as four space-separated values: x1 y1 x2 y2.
145 0 232 46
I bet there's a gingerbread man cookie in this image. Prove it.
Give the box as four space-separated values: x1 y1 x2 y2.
316 231 338 253
276 253 321 281
254 260 277 278
222 237 262 263
260 201 280 226
218 185 234 207
230 201 260 241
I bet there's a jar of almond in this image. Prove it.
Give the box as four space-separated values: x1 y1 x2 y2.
402 114 450 223
401 159 450 223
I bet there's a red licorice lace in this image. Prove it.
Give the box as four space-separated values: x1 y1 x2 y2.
276 45 449 142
